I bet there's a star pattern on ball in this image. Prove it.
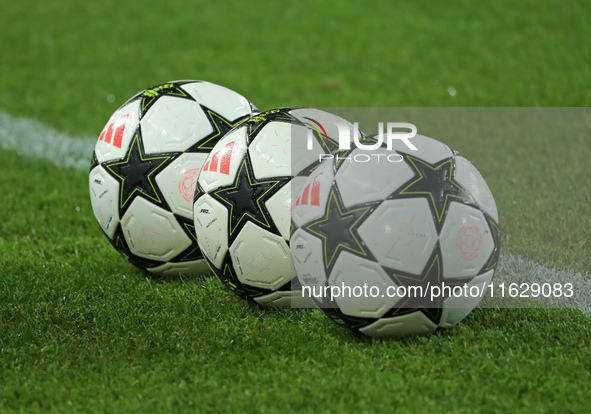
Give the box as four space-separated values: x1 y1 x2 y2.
89 150 99 172
483 218 501 272
137 81 195 118
397 156 473 223
243 108 299 141
174 216 205 262
385 252 467 324
305 188 376 271
211 156 290 243
103 133 179 213
186 107 249 152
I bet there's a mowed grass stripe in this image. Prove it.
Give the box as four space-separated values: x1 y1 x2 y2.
0 110 588 315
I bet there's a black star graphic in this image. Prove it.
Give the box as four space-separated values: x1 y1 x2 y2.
173 216 205 262
242 107 300 142
89 150 99 173
482 217 501 273
193 181 204 202
305 188 376 272
384 250 469 324
185 106 249 153
211 156 290 244
396 156 473 224
121 81 196 119
103 132 178 214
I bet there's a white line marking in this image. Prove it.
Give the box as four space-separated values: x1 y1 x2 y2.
0 110 589 315
0 109 96 170
489 253 590 315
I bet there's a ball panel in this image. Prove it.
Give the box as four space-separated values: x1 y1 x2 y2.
328 252 401 319
439 202 495 279
155 152 208 219
147 260 213 277
95 100 140 163
359 311 438 338
358 198 438 276
198 126 248 192
389 134 453 164
438 269 494 328
335 148 414 209
229 221 291 290
107 225 162 270
264 180 291 241
289 124 327 177
292 228 328 293
193 194 229 269
253 290 300 308
248 122 294 179
121 197 192 261
454 156 499 223
140 96 211 154
89 165 120 239
181 81 256 122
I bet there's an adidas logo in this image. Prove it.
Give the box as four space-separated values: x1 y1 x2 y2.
202 141 235 175
98 114 130 148
295 173 323 207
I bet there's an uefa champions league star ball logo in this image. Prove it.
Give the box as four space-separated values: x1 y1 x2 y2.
178 168 201 202
455 223 483 261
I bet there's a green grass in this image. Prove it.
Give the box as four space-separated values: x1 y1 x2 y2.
1 0 590 412
1 148 589 413
2 0 591 135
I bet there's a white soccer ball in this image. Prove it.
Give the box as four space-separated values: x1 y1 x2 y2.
192 107 363 307
89 80 258 276
291 134 501 337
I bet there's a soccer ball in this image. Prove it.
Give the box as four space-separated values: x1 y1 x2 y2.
89 80 258 276
291 134 501 338
192 107 363 307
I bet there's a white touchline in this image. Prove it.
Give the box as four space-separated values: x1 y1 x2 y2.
492 253 590 315
0 109 96 171
0 110 589 316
